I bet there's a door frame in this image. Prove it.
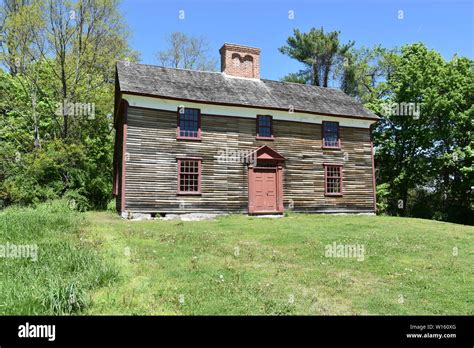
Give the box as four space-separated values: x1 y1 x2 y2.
247 145 285 214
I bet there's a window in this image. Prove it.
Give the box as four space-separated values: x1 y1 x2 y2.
322 121 340 148
256 115 273 139
177 107 201 139
324 164 343 196
177 158 202 194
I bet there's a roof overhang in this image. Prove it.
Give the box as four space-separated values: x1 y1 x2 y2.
120 93 379 129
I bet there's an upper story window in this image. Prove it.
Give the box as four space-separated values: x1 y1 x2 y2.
177 158 202 194
324 164 343 196
177 107 201 140
256 115 273 139
322 121 340 148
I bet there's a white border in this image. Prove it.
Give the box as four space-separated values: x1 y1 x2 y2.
122 94 377 129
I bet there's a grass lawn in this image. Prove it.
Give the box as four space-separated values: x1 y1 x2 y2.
83 212 473 315
0 201 117 315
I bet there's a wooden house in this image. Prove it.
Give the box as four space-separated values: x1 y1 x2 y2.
113 43 379 217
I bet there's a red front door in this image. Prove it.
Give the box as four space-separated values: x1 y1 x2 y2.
249 167 284 214
247 146 285 214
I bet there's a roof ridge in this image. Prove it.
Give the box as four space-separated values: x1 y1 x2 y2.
118 61 347 93
261 78 344 93
117 60 222 75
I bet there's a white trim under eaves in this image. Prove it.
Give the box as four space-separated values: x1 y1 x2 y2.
122 94 377 129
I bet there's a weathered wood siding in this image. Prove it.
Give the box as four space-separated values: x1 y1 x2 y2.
121 106 375 213
113 102 125 213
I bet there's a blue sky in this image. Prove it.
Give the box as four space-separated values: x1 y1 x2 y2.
121 0 474 81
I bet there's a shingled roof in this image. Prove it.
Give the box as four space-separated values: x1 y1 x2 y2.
116 61 379 120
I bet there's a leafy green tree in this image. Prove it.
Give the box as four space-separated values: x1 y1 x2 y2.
0 0 44 76
0 0 138 209
338 45 396 103
280 70 310 84
279 27 354 87
373 43 473 224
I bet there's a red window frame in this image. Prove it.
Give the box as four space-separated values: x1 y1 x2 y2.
324 164 343 196
177 107 202 140
322 121 341 149
256 115 274 140
177 157 202 195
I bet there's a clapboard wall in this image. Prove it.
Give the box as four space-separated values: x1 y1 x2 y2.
120 105 375 214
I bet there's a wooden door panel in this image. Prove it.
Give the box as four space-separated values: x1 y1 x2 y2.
250 169 278 212
263 172 276 209
254 173 265 210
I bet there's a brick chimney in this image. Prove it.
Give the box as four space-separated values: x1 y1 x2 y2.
219 43 260 79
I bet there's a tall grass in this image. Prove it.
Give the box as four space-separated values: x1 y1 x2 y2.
0 200 118 315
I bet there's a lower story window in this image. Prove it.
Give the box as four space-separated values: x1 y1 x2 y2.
178 158 202 194
324 164 343 195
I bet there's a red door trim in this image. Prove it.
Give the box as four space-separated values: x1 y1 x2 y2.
248 165 284 214
247 145 285 214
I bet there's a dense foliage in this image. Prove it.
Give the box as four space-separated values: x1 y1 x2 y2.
280 28 473 225
279 27 354 87
372 44 473 225
0 0 137 209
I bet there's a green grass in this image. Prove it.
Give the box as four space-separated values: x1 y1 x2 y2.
1 204 472 315
0 201 118 315
82 212 473 315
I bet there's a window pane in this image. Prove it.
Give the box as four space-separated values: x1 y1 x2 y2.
259 126 271 137
179 108 200 137
179 159 201 193
324 122 337 132
323 122 339 147
258 116 272 137
325 134 338 147
325 166 342 194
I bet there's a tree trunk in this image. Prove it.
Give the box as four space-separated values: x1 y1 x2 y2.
323 64 331 87
312 64 320 86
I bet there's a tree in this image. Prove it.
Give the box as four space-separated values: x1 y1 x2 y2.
372 43 473 224
338 45 395 103
1 0 138 139
279 27 354 87
0 0 138 209
156 32 217 71
0 0 44 76
280 70 310 84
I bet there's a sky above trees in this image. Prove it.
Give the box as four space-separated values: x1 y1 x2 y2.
121 0 473 82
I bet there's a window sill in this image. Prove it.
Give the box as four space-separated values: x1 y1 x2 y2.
177 192 202 196
325 193 343 197
322 146 341 150
176 137 202 141
256 136 274 141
